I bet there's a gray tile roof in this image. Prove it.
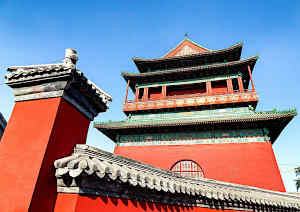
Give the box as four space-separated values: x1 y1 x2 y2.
5 49 112 120
55 144 300 210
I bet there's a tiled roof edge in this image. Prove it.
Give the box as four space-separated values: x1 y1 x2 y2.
94 110 296 129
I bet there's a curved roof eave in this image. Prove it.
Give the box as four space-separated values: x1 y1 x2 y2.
123 56 258 80
94 111 296 143
132 42 243 64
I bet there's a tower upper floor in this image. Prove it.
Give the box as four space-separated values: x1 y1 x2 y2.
122 38 258 115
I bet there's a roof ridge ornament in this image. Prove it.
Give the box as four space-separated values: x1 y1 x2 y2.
184 33 189 40
63 48 78 68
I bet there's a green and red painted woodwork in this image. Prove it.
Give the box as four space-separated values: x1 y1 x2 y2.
100 40 292 194
123 91 258 112
54 193 245 212
114 141 285 192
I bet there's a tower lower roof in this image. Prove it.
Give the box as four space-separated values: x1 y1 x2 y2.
95 109 296 144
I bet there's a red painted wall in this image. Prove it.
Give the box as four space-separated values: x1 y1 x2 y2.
0 98 90 212
114 142 285 192
149 88 163 100
54 193 245 212
211 81 227 95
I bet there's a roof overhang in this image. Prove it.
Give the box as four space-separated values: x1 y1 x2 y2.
123 56 258 93
133 42 243 73
95 111 296 144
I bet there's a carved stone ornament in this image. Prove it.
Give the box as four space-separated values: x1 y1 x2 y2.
5 49 112 120
54 144 300 211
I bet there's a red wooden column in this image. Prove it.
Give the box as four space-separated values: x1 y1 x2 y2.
206 81 212 95
237 76 244 92
248 65 255 91
143 87 149 101
135 88 140 102
124 80 130 104
162 86 167 99
0 49 111 212
226 79 234 93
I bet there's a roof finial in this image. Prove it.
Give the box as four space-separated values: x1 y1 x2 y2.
184 33 189 39
63 48 78 67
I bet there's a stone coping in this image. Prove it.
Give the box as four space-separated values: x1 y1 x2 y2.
5 49 112 120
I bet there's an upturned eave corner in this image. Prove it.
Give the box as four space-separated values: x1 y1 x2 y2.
5 48 112 120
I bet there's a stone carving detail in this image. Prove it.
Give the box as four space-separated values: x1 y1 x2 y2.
54 144 300 211
5 49 112 120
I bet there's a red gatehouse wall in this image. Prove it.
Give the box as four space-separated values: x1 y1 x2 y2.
54 193 245 212
114 142 285 192
0 98 90 212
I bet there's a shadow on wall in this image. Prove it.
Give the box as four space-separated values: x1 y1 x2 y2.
0 112 7 140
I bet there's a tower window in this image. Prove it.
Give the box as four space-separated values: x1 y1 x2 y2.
170 160 204 178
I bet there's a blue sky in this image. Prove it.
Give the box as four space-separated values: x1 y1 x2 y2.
0 0 299 192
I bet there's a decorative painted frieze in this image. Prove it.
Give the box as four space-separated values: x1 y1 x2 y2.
136 73 240 89
129 107 252 122
117 129 270 146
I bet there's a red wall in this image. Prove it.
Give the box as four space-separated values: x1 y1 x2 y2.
114 142 285 192
211 81 227 94
0 98 90 212
54 193 245 212
149 88 163 100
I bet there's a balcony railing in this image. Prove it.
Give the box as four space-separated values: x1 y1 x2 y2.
123 89 258 112
127 89 256 104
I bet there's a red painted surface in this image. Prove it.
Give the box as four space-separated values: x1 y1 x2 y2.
54 193 245 212
211 80 227 95
0 98 90 212
114 142 285 192
149 87 163 100
164 39 209 58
